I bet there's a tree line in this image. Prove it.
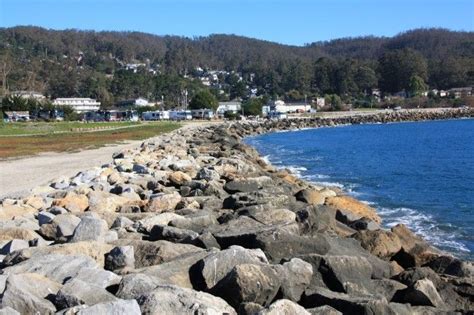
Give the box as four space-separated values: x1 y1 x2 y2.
0 26 472 108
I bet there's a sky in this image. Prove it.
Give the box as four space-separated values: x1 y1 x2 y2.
0 0 473 46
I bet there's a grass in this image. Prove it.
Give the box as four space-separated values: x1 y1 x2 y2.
0 121 141 136
0 121 180 159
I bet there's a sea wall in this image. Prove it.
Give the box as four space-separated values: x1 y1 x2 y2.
0 108 473 314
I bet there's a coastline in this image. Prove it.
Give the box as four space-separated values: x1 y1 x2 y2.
0 107 473 313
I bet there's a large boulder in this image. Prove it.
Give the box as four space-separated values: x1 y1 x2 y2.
52 192 89 213
295 189 326 205
325 196 381 224
280 258 314 302
70 267 121 289
192 245 269 290
1 273 61 315
211 263 281 308
146 192 182 213
394 279 445 308
115 274 164 300
352 229 402 259
39 213 81 241
70 215 108 243
54 278 118 310
87 191 132 213
259 299 311 315
75 299 141 315
168 171 192 186
137 285 237 315
148 225 199 243
104 246 135 271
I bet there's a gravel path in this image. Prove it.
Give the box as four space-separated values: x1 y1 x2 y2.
0 121 218 199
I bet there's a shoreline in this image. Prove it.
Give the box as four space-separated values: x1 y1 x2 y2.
244 117 473 259
0 108 473 313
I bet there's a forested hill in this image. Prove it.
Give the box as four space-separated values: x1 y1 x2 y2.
0 26 473 106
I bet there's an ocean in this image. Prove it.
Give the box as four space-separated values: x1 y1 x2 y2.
245 118 474 259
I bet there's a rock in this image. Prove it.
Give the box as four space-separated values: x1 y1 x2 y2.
75 299 141 315
1 273 61 315
52 192 89 212
0 240 29 255
39 213 81 240
111 239 203 268
248 208 297 225
212 263 281 308
0 204 37 220
148 225 199 243
137 212 187 232
352 229 402 259
300 286 374 313
54 278 117 310
105 246 135 271
395 279 445 308
295 189 326 205
281 258 314 302
0 228 42 242
307 305 342 315
87 191 131 213
24 196 46 210
425 255 474 277
115 273 164 299
132 163 148 174
392 267 441 287
71 267 121 289
38 211 55 225
147 192 181 212
224 179 260 194
0 307 20 315
70 216 108 243
137 284 237 315
192 245 269 290
325 196 381 224
197 167 220 181
2 253 98 283
169 171 192 186
111 216 134 229
259 299 311 315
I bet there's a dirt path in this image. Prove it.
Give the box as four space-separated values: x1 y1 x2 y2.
0 121 220 199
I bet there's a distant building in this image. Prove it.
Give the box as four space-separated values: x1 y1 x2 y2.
116 97 149 108
125 63 146 73
217 101 241 116
448 87 472 99
11 91 46 101
53 98 101 113
267 100 311 114
315 97 325 109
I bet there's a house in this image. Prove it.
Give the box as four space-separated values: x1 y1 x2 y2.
53 98 101 113
125 63 146 73
116 98 149 108
11 91 46 101
217 101 242 117
3 111 30 122
448 87 472 99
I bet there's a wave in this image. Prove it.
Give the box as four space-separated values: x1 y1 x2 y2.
378 206 470 254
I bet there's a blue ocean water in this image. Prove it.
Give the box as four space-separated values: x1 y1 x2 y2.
246 119 474 259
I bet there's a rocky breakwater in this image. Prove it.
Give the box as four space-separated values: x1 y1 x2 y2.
0 111 472 314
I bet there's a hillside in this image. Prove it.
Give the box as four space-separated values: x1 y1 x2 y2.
0 26 473 106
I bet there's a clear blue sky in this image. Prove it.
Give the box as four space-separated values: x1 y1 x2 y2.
0 0 473 46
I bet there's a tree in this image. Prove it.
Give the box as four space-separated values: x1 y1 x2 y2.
242 98 263 116
189 90 218 110
325 94 343 111
378 48 428 93
408 75 428 97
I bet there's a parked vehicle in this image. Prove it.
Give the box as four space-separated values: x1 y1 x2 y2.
169 110 192 120
267 111 287 120
142 111 169 121
106 110 139 122
34 109 64 121
191 109 214 120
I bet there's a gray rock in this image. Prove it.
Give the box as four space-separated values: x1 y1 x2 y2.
38 211 55 225
193 245 268 290
211 263 281 308
105 246 135 271
197 167 220 181
0 275 7 294
307 305 342 315
137 284 237 315
76 299 141 315
397 279 445 308
71 267 121 289
1 273 61 315
132 163 149 174
39 214 81 240
2 254 98 283
0 240 29 255
111 216 134 229
48 206 68 215
281 258 314 302
70 216 108 243
115 273 164 300
0 307 20 315
259 299 311 315
148 224 199 243
224 179 260 194
54 278 118 310
301 286 375 313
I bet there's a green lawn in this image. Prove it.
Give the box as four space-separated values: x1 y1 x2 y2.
0 121 144 136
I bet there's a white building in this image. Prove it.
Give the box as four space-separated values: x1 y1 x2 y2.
11 91 46 101
217 101 241 116
116 97 149 108
268 100 311 113
53 98 101 113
